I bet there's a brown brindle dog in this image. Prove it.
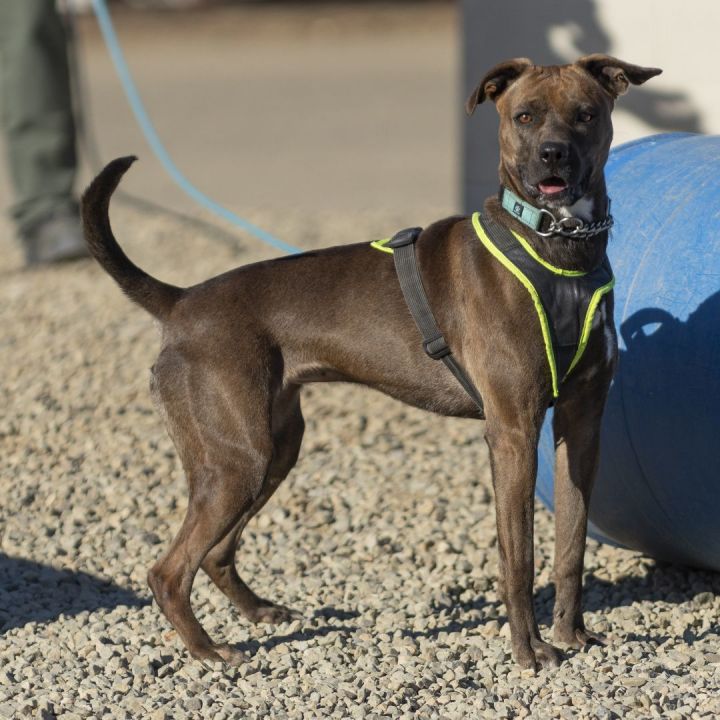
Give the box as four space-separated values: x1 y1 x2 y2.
82 55 660 670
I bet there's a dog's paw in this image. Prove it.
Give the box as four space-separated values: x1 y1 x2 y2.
213 643 250 666
514 639 562 672
245 602 303 625
188 641 248 668
554 625 606 649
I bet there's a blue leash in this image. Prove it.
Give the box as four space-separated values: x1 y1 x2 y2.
90 0 301 255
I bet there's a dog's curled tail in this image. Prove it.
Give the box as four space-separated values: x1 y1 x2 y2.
81 156 183 321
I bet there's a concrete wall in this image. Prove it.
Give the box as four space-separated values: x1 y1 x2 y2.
461 0 719 210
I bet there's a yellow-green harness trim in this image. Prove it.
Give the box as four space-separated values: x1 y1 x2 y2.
370 237 394 254
565 277 615 375
510 230 587 277
472 212 560 397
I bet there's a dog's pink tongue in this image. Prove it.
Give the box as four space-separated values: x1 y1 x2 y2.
539 179 567 195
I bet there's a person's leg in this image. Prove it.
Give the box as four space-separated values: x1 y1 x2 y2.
0 0 86 262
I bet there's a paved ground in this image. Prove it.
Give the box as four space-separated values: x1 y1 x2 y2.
1 4 719 719
0 1 458 250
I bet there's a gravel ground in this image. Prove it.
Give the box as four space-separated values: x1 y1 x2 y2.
1 204 719 719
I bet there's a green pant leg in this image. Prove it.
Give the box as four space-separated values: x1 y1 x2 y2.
0 0 78 235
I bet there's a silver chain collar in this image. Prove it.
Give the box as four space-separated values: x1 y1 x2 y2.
535 208 614 238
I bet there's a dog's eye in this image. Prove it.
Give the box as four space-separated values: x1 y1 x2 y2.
577 111 594 123
516 112 533 125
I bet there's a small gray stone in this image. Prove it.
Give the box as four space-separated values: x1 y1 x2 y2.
621 676 649 688
185 698 203 712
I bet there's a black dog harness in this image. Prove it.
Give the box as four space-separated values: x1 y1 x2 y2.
371 212 615 415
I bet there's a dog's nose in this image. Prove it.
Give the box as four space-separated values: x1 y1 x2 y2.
539 142 569 165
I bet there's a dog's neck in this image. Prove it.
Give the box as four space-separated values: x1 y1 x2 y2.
483 180 610 273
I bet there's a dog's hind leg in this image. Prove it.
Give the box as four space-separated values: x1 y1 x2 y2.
147 349 276 664
201 385 305 624
147 463 265 665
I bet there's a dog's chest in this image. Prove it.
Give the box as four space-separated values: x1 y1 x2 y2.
473 213 614 394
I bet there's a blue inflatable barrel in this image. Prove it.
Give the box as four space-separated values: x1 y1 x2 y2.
537 133 720 571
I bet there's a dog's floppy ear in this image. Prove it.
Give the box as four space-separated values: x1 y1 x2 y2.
577 55 662 97
465 58 533 115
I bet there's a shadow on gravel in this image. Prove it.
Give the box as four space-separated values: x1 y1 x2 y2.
312 607 361 623
236 609 361 654
533 561 720 641
0 554 148 633
262 623 359 652
401 593 496 640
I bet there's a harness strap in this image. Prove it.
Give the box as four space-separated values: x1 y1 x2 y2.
387 227 485 417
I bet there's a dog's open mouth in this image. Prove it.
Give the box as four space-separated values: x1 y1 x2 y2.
537 177 568 196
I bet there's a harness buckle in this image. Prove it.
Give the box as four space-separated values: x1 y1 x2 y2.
424 335 451 359
387 227 423 248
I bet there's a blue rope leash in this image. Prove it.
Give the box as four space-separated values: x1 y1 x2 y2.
90 0 301 255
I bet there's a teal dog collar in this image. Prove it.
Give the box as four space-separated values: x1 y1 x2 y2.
500 187 614 239
501 186 548 231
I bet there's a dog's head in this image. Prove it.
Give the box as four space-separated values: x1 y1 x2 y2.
466 55 662 211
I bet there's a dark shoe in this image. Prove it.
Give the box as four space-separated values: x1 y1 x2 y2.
23 211 89 266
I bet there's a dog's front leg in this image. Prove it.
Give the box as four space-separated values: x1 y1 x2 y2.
551 384 610 649
485 419 562 671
